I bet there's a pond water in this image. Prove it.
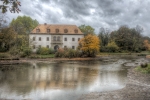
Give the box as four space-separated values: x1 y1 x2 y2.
0 57 143 100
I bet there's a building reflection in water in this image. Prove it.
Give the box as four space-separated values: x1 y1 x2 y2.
0 61 127 99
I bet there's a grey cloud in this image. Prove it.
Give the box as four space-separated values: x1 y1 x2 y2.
4 0 150 36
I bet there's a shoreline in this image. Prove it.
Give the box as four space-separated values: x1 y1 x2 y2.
79 67 150 100
0 55 145 65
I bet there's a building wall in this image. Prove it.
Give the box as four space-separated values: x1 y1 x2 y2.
30 34 51 52
63 35 84 50
29 34 84 52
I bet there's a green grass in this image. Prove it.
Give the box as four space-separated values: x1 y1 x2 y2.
29 54 55 59
136 63 150 74
98 51 150 56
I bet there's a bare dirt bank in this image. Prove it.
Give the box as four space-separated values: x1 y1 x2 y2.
79 67 150 100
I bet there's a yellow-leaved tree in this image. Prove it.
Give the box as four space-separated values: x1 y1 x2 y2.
143 40 150 51
79 34 100 57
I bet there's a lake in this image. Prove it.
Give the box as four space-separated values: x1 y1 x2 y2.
0 56 143 100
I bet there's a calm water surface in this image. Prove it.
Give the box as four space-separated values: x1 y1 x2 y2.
0 57 137 100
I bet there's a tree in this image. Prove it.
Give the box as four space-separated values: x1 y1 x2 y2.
143 40 150 51
0 0 21 13
78 24 95 35
113 26 143 52
10 15 39 34
106 41 119 52
0 27 17 52
98 27 110 52
79 34 100 57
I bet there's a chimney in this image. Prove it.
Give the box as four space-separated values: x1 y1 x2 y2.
44 23 47 25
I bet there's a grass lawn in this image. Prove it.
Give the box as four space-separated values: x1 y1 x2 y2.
136 63 150 74
98 51 150 56
29 54 55 58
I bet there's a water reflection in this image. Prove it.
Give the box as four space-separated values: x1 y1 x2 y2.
0 60 128 100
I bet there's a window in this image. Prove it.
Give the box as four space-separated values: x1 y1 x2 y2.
33 37 35 41
47 37 49 41
72 38 75 41
47 29 50 33
39 45 41 48
57 36 60 41
53 36 56 41
33 45 35 49
64 37 67 41
36 29 40 32
64 46 67 49
78 38 80 41
56 29 59 33
47 45 49 48
74 29 78 33
39 37 41 41
64 29 68 33
72 46 75 49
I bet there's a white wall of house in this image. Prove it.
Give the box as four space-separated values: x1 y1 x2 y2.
30 34 51 52
29 34 84 52
63 35 84 50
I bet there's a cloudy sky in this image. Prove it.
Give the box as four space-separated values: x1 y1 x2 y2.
2 0 150 36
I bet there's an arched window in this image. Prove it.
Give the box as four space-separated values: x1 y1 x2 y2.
47 29 50 33
64 29 68 33
74 29 78 33
56 29 59 33
53 36 56 41
36 29 40 33
57 36 60 41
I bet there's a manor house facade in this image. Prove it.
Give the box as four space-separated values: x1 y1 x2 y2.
30 23 84 52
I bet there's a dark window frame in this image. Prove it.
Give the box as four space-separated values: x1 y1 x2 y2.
72 38 75 41
47 37 49 41
33 37 35 41
39 37 41 41
64 37 67 41
72 46 75 49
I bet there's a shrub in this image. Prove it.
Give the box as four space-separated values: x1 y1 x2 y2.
0 53 10 58
49 48 55 54
106 41 119 52
55 48 83 58
140 63 148 68
36 47 50 55
9 47 20 56
55 48 64 57
23 48 31 56
67 49 75 58
136 63 150 74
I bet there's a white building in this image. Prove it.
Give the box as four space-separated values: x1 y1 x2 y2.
29 24 84 52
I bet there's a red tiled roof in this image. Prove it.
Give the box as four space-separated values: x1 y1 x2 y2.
31 24 83 34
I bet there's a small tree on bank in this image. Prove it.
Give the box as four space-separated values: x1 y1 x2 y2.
79 34 100 57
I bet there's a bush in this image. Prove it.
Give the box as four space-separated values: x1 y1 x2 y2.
136 63 150 74
49 48 55 54
23 48 31 56
55 48 64 57
9 47 20 56
55 48 83 58
106 41 119 52
141 63 148 68
36 47 51 55
0 53 10 58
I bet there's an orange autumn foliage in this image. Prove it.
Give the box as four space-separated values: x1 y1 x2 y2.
143 40 150 50
79 34 100 57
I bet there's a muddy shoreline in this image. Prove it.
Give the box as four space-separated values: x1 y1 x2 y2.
0 55 143 65
79 67 150 100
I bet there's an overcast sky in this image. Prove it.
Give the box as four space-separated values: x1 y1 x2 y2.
2 0 150 36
